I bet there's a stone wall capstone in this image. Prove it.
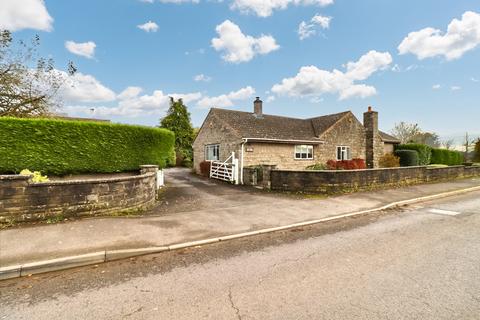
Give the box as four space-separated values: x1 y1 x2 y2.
270 165 480 194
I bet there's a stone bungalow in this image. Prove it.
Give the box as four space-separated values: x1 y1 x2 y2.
193 97 400 181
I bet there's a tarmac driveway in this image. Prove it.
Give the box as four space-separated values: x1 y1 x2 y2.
152 167 280 215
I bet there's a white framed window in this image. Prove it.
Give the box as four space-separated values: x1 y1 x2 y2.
336 146 351 161
205 144 220 161
294 145 314 160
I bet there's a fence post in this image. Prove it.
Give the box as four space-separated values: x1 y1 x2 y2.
232 152 239 185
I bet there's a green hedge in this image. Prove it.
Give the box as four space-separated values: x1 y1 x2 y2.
0 117 175 175
395 144 432 165
395 150 419 167
431 148 463 166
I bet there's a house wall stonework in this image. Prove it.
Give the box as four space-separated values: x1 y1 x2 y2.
243 143 318 170
384 143 395 154
193 112 241 174
317 112 367 164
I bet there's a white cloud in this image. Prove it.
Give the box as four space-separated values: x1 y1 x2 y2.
159 0 199 2
266 95 275 102
432 84 441 90
451 86 461 91
65 41 96 59
137 21 159 32
117 87 143 100
309 96 324 103
211 20 280 63
197 86 255 108
271 50 392 100
169 92 203 103
142 0 200 3
231 0 334 18
298 14 332 40
398 11 480 60
62 72 117 103
194 74 212 82
0 0 53 31
66 88 203 117
472 77 479 82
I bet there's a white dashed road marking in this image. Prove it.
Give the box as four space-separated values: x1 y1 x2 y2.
428 208 462 216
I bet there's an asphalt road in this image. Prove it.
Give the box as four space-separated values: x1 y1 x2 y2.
1 191 479 320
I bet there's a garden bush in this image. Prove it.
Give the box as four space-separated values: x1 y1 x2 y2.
379 154 400 168
395 150 419 167
326 159 366 170
0 117 175 175
306 163 327 170
474 139 480 162
395 144 432 165
431 148 463 166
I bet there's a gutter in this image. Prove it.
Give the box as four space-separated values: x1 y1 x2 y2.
242 138 325 145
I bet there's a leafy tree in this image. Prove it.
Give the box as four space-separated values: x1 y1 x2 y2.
474 138 480 162
159 98 195 166
390 122 421 144
391 122 440 147
0 30 75 117
412 132 441 148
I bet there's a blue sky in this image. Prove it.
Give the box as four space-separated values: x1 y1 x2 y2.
3 0 480 141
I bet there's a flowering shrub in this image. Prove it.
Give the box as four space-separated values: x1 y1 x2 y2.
19 169 49 182
326 158 366 170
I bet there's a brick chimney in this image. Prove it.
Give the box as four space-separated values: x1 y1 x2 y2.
254 97 263 116
364 106 380 168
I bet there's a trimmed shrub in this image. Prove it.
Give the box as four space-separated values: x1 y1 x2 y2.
395 144 432 165
379 154 400 168
199 161 211 177
326 159 366 170
0 117 175 175
395 150 419 167
474 140 480 162
431 148 463 166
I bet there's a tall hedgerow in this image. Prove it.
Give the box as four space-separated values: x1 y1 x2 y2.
0 117 175 175
395 144 432 165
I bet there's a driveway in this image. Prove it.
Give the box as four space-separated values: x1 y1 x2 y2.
153 167 281 215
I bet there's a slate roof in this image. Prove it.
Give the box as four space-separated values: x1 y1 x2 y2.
209 108 400 143
379 131 401 143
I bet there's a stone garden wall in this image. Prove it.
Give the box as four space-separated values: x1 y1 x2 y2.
270 165 480 194
0 165 159 224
